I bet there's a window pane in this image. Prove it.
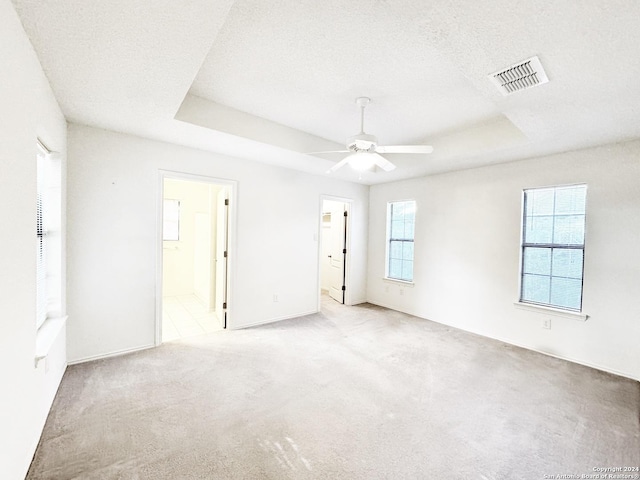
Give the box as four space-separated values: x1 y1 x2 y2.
404 221 415 240
163 199 180 241
523 247 551 275
526 188 554 216
550 277 582 310
402 241 414 262
554 186 586 215
392 202 405 220
524 216 553 244
389 241 403 260
521 274 551 304
402 260 413 281
553 215 585 245
389 258 402 279
552 249 583 279
391 220 405 239
403 201 416 222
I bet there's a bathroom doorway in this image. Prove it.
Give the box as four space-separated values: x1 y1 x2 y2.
157 173 233 343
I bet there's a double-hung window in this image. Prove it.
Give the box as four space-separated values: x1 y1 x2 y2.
163 199 180 241
386 200 416 282
520 184 587 311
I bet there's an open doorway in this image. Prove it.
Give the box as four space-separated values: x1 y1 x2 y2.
319 198 352 306
157 174 232 343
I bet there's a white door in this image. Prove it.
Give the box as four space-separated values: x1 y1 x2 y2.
327 202 347 303
215 189 228 328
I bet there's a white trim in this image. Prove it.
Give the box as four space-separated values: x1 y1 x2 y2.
35 316 67 367
231 310 319 330
36 138 53 154
504 339 637 381
317 195 354 310
513 301 588 321
383 277 415 287
68 344 155 365
156 170 238 344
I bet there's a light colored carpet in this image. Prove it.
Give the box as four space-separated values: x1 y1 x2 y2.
28 297 639 479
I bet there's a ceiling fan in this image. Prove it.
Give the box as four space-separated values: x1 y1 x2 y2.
309 97 434 174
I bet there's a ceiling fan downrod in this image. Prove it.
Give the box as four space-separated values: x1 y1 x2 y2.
356 96 370 134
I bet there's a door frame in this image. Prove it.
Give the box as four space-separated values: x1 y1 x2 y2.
317 195 353 310
155 170 237 346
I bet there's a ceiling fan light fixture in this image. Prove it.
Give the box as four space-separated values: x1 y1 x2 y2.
314 97 433 175
347 152 375 172
347 133 378 152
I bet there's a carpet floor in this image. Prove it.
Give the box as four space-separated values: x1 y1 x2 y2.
27 297 640 479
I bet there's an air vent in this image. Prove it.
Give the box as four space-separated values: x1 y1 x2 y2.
489 56 548 95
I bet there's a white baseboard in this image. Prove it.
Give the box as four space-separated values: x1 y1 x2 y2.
231 309 319 330
348 296 367 306
487 336 639 382
68 344 155 365
366 300 639 382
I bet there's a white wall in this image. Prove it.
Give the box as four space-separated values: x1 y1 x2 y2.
66 124 369 362
368 140 640 381
0 1 68 478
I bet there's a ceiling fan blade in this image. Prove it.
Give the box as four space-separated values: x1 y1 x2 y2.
376 145 434 154
306 150 349 155
326 157 350 173
371 153 396 172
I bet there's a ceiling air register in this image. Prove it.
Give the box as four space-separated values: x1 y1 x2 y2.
489 55 549 95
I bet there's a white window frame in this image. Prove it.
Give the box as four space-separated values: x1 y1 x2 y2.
385 200 416 283
36 140 63 329
36 143 48 328
162 199 180 241
519 184 587 313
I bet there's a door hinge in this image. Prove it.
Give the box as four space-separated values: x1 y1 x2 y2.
343 211 348 217
342 248 347 254
224 251 227 258
223 302 227 309
341 285 346 291
225 198 229 206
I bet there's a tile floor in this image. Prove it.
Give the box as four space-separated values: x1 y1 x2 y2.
162 294 223 342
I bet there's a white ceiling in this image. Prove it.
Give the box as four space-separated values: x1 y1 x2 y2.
12 0 640 184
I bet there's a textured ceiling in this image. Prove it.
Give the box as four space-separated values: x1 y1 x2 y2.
12 0 640 184
190 0 499 147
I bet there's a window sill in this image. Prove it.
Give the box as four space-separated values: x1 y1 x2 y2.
35 316 67 367
383 277 415 287
513 302 588 321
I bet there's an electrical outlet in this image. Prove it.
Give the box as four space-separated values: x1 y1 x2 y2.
542 318 552 329
399 289 404 296
273 294 278 303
